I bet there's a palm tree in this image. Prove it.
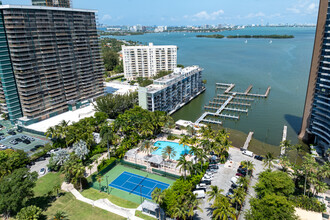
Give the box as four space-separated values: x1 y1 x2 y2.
53 211 69 220
314 180 328 196
176 155 193 180
73 163 85 192
207 185 224 202
96 174 103 192
231 187 246 212
190 146 208 170
302 154 317 196
199 138 211 154
162 146 176 161
263 152 275 169
164 117 175 135
53 184 61 199
237 176 249 190
100 125 118 160
211 196 237 220
241 160 255 176
152 188 165 219
179 135 190 155
292 144 304 164
140 140 154 156
45 126 58 139
280 140 292 156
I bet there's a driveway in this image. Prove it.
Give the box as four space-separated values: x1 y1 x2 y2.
194 147 265 220
30 157 50 178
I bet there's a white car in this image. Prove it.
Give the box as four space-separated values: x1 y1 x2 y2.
39 168 46 175
193 190 206 199
242 150 254 157
231 176 239 185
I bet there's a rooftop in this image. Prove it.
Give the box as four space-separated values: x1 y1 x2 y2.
122 42 176 49
0 4 97 13
25 104 96 133
145 65 202 93
104 82 138 95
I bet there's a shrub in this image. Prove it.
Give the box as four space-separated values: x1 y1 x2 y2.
167 134 178 140
16 205 42 220
289 195 326 213
97 157 117 172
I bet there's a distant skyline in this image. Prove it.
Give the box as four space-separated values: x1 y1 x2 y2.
3 0 319 26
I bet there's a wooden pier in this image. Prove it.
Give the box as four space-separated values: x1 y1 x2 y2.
245 85 253 94
242 132 254 150
280 125 287 156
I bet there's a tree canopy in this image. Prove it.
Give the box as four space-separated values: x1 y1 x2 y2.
0 168 38 218
245 194 297 220
254 170 295 198
0 149 30 178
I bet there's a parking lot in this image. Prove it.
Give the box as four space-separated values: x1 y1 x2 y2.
194 147 265 220
0 120 50 154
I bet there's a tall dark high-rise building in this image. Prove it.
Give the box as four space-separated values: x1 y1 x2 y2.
299 0 330 151
0 5 104 125
32 0 71 8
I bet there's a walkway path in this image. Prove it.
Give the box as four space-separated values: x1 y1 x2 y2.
61 182 143 220
85 152 108 177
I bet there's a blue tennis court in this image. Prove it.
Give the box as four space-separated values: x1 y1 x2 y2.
109 171 170 199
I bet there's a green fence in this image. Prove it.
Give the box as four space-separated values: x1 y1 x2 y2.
98 159 119 176
120 160 147 170
152 168 180 179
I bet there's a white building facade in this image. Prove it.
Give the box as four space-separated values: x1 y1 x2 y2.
138 66 204 114
122 43 177 80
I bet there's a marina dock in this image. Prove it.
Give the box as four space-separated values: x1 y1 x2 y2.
242 132 254 150
280 125 287 156
196 82 271 125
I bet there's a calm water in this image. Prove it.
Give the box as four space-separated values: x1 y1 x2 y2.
109 27 316 145
153 141 190 160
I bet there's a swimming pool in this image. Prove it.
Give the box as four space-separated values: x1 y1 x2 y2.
153 141 190 160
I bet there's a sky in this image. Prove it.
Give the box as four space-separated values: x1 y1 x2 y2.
3 0 320 26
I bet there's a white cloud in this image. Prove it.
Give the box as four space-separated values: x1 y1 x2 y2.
185 9 224 21
286 0 318 15
245 12 265 18
101 14 112 21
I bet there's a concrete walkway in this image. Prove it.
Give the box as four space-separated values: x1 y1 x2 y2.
61 182 143 220
85 152 108 177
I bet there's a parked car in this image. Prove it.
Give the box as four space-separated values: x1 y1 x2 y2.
254 155 264 161
23 139 31 144
35 145 43 149
21 135 28 140
200 179 211 185
236 172 245 177
237 169 247 176
226 191 234 199
193 190 206 199
0 145 7 150
15 138 22 142
209 164 219 169
9 140 18 145
8 131 16 135
30 147 37 152
242 150 254 157
39 168 46 175
0 124 3 128
17 128 22 133
0 132 4 136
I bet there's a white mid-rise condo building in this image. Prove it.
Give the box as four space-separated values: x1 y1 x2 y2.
122 43 177 80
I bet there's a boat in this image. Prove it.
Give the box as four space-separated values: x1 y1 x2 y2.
245 40 248 44
269 40 272 44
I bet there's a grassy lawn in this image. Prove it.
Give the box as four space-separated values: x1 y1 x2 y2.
135 210 157 220
81 188 139 208
34 172 65 197
89 164 176 204
43 192 125 220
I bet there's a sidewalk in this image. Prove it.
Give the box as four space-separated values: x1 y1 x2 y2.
61 182 143 220
85 152 108 177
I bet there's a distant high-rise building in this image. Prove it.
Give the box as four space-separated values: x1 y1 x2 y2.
122 43 177 80
299 0 329 151
0 5 103 124
32 0 71 8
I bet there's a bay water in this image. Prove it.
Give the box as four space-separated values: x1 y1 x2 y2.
108 27 316 146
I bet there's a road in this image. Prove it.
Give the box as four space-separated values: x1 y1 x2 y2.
194 147 265 220
30 157 50 178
